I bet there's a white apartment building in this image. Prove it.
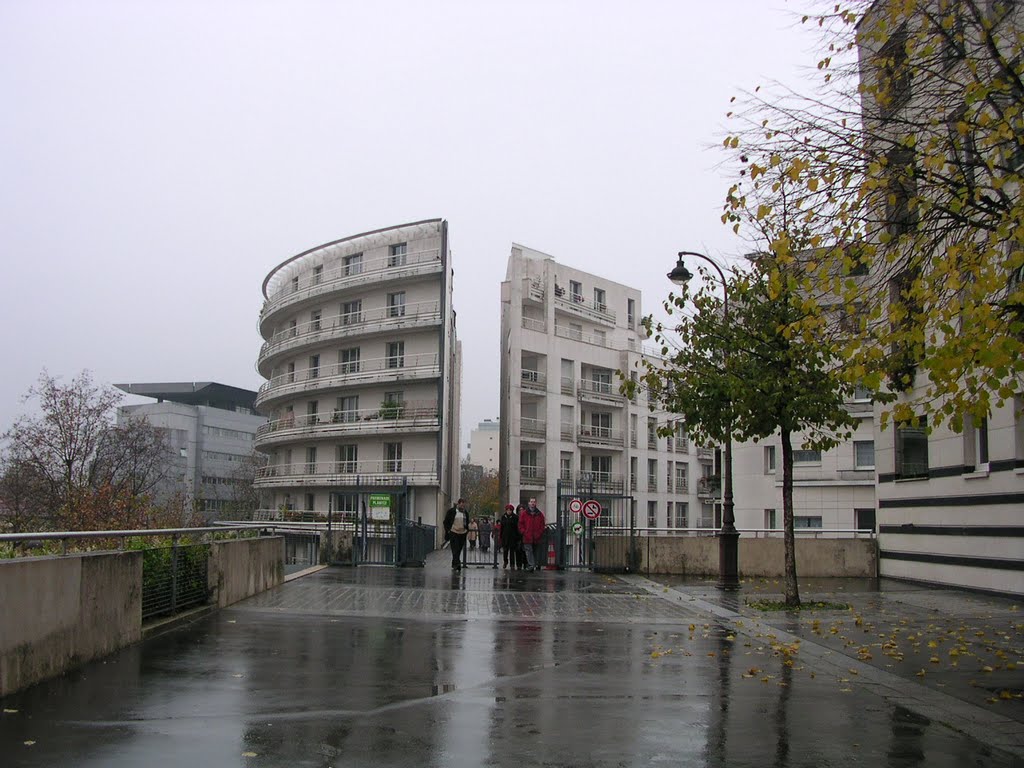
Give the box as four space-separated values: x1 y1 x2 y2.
499 245 714 527
468 418 500 472
253 219 461 532
857 1 1024 594
115 382 267 520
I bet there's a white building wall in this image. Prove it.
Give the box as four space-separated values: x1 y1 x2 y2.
469 420 500 472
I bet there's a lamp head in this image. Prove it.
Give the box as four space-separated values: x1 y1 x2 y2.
668 254 694 286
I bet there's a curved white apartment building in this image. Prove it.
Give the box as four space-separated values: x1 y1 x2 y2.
253 219 461 532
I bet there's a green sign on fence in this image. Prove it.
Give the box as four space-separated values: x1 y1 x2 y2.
368 493 392 522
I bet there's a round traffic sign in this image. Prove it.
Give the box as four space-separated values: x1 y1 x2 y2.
571 521 583 535
568 498 583 514
582 499 601 520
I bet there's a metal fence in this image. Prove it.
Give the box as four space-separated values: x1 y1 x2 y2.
141 542 211 620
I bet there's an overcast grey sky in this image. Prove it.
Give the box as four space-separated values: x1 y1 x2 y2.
1 0 818 448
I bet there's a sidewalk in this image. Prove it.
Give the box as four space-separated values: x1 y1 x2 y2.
633 573 1024 755
0 557 1021 767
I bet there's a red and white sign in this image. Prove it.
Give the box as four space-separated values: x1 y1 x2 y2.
568 498 583 514
582 499 602 520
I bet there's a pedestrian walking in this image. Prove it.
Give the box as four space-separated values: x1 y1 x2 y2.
515 504 529 570
499 504 520 569
479 517 492 555
443 498 469 570
518 498 546 571
468 518 479 550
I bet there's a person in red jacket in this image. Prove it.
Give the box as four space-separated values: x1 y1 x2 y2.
518 497 546 571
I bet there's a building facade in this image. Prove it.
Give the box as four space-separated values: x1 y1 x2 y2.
468 418 500 472
116 382 266 520
858 1 1024 594
499 245 714 527
253 219 461 533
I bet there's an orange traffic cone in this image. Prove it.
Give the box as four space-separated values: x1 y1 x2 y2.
545 539 557 570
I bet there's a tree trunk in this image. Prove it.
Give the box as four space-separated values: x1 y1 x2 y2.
780 429 800 607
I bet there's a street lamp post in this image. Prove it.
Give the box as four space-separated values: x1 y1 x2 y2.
668 251 740 590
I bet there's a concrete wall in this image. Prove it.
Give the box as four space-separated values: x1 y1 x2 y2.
0 551 142 698
208 536 285 608
612 536 878 578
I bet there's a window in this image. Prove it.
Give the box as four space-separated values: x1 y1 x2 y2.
852 383 872 401
308 354 320 379
896 416 929 479
334 492 359 514
675 462 688 493
342 299 362 326
382 391 405 418
387 291 406 318
629 457 638 489
854 440 875 470
884 146 917 236
764 445 776 474
336 395 359 423
288 318 297 337
627 298 636 327
569 280 582 301
647 418 658 449
630 414 638 447
795 516 823 529
343 253 363 276
313 265 323 285
667 502 674 528
560 453 573 482
594 288 607 311
647 459 657 491
386 341 405 369
792 449 821 464
675 502 688 528
764 509 777 529
699 503 714 528
590 455 611 480
520 448 538 477
306 401 319 422
337 444 357 473
385 442 403 472
389 243 407 267
970 415 990 470
876 25 910 118
1016 394 1024 463
666 461 673 492
647 501 658 528
305 493 315 512
305 446 317 475
568 323 583 340
591 368 612 394
855 508 877 533
291 275 299 293
593 329 606 346
287 361 295 383
339 347 360 374
311 309 322 331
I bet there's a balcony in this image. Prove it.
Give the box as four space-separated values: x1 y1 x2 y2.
554 291 616 327
554 324 617 350
648 434 658 450
577 425 624 448
254 459 438 488
259 247 443 330
521 369 546 393
520 466 545 487
255 352 441 409
571 471 624 495
697 476 721 499
676 479 689 494
521 316 547 334
258 300 441 373
647 479 658 492
255 401 439 446
696 446 714 460
526 278 545 303
520 418 547 440
560 376 574 396
577 378 623 405
630 431 637 448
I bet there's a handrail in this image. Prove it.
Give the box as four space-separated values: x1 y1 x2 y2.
258 400 439 435
258 352 440 396
256 460 436 479
263 247 442 309
0 525 269 542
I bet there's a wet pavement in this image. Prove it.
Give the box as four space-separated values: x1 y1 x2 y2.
1 557 1022 767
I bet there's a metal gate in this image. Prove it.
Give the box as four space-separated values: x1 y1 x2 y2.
556 479 637 572
348 487 436 566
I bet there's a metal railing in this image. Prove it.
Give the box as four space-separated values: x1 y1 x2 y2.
521 316 547 333
697 476 721 497
259 300 441 362
521 417 547 438
520 465 545 485
257 401 439 438
553 290 617 325
262 247 442 318
255 460 437 486
577 425 624 447
521 369 546 389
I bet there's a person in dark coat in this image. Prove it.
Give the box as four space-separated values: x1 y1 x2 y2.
479 517 492 555
498 504 520 569
443 498 469 570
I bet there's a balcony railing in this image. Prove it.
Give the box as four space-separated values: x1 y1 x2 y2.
577 425 624 447
261 247 442 321
696 446 714 460
697 476 721 498
255 353 440 407
520 418 546 439
560 376 574 396
630 431 638 448
571 471 624 494
256 401 439 440
254 459 438 487
647 479 658 492
520 466 545 485
259 300 441 363
526 278 545 303
577 378 622 403
648 435 658 450
554 324 616 349
521 369 546 391
554 291 616 326
560 422 575 441
521 316 547 333
676 479 689 494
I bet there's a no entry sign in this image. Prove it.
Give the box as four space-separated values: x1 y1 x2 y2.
568 498 583 514
582 499 601 520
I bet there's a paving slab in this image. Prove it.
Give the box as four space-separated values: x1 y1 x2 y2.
0 557 1020 767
